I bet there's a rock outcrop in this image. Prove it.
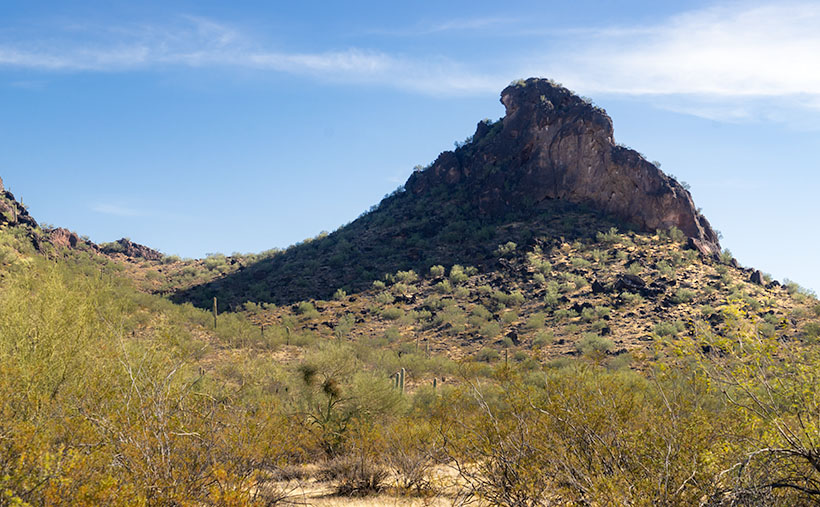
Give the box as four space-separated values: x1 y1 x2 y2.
49 228 81 249
0 181 39 230
406 78 721 256
100 238 164 261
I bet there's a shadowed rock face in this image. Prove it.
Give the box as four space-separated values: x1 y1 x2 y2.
406 78 720 256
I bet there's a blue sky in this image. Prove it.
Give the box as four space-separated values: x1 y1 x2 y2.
1 1 818 293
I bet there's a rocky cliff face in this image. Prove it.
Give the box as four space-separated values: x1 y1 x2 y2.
406 78 720 256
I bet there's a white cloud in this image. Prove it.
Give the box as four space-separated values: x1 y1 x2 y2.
5 3 820 111
0 17 501 95
532 2 820 121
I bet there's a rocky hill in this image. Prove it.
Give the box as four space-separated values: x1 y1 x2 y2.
407 78 720 257
174 78 721 309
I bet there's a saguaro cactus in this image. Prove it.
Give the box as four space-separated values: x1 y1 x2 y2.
212 297 218 329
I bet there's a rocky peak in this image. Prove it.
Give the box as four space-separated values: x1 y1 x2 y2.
406 77 720 257
100 238 164 262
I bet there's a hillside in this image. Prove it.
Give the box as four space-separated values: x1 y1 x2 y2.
173 78 721 310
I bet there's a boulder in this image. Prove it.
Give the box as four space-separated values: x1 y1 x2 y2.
49 228 80 248
615 274 646 292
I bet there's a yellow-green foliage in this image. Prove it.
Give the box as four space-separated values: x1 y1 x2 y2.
0 246 302 505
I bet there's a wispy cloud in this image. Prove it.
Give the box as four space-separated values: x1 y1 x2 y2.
534 2 820 121
0 17 502 95
91 203 145 217
4 4 820 116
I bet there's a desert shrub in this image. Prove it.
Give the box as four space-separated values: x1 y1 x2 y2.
656 261 675 277
479 322 501 339
162 254 181 264
758 322 776 338
668 226 686 243
626 262 643 276
571 257 592 269
382 418 440 494
380 306 404 321
475 348 500 362
554 309 578 321
435 306 466 334
501 311 518 324
595 306 612 319
203 253 227 271
320 449 387 496
803 322 820 340
654 320 686 337
471 305 493 322
532 330 553 349
535 259 552 274
525 312 546 330
576 333 614 357
492 290 525 308
495 241 517 257
596 227 620 243
442 365 735 506
372 280 386 290
334 314 356 340
296 301 320 318
434 280 453 294
449 265 469 284
429 265 445 277
395 270 418 283
671 288 696 304
333 288 347 300
375 291 395 305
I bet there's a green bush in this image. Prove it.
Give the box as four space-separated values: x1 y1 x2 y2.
576 333 614 356
803 322 820 340
671 288 696 304
479 322 501 339
395 270 418 283
475 348 500 362
381 306 404 321
296 301 320 318
449 265 469 284
596 227 620 243
532 330 553 349
654 320 686 337
525 312 546 330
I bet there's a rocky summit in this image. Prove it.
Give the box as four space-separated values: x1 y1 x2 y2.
406 78 721 257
